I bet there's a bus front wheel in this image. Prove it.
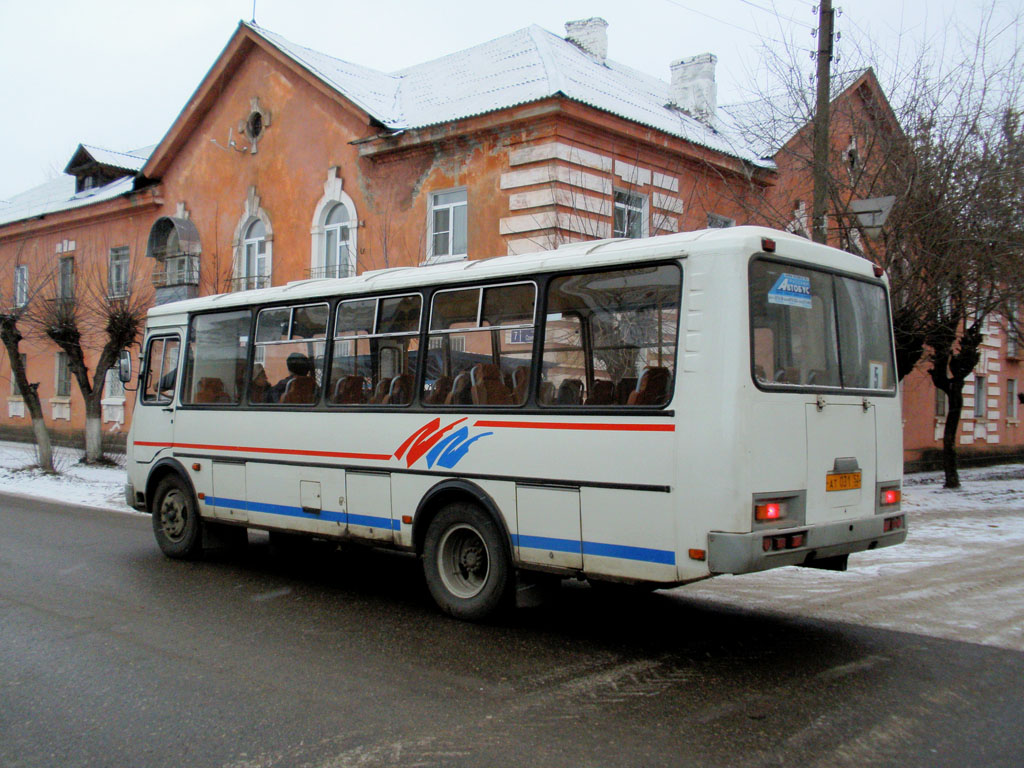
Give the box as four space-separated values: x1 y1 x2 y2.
422 503 512 621
151 474 203 560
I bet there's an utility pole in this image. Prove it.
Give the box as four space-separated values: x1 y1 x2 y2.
812 0 835 244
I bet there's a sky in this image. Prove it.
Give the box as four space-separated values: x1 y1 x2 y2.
0 0 1019 202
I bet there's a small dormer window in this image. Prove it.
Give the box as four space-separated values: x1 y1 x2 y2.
82 175 95 191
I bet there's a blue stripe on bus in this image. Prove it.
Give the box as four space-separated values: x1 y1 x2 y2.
203 497 670 563
512 533 583 554
204 496 400 530
512 534 675 565
581 540 676 565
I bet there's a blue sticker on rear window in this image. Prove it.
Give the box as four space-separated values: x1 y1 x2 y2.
768 274 813 309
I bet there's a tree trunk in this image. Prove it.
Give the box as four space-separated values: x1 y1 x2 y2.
942 385 964 489
0 316 55 473
32 414 54 472
83 394 104 463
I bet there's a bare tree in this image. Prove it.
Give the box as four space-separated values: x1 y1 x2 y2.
30 248 152 463
0 241 55 472
711 3 1024 487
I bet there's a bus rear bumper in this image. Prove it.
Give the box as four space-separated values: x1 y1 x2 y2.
707 515 907 575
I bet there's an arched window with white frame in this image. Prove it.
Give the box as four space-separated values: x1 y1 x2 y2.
240 218 269 291
322 203 352 278
231 186 273 293
310 167 359 279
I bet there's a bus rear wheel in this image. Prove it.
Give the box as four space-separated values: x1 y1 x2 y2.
422 503 512 621
151 474 203 559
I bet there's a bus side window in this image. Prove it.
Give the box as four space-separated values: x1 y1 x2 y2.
424 282 535 407
251 303 327 406
541 265 681 408
329 294 420 407
181 310 251 406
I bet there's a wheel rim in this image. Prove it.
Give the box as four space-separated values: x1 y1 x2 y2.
436 523 490 599
159 489 189 542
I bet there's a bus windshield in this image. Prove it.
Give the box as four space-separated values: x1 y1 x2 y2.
750 258 895 392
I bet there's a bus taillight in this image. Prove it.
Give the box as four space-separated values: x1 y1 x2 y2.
881 488 901 506
755 501 783 521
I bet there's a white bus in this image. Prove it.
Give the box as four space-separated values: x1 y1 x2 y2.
123 226 905 620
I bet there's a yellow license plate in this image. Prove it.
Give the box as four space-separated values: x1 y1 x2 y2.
826 472 862 492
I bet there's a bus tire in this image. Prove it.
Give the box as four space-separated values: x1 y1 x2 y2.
151 474 203 560
422 502 512 621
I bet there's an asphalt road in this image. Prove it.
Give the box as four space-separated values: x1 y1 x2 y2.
2 493 1022 768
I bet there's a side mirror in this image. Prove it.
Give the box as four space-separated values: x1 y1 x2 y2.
117 349 133 384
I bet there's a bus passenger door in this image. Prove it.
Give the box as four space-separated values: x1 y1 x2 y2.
132 334 180 463
210 461 248 522
345 471 395 542
515 485 582 569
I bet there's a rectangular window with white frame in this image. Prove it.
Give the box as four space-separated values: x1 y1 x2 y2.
613 190 646 239
105 367 126 400
429 189 467 262
108 246 130 297
55 352 71 397
14 265 28 307
707 213 736 229
1007 379 1018 420
58 256 75 300
974 375 987 419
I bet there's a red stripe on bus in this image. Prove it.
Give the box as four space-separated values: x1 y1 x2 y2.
133 441 392 461
472 420 675 432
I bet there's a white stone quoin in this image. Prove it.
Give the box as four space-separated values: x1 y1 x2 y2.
669 53 718 122
565 18 608 62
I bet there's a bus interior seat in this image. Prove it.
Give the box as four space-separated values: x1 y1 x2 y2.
282 375 317 404
614 377 637 404
446 372 472 405
556 378 584 405
628 367 670 406
196 377 230 404
369 378 390 404
250 365 270 403
775 367 800 384
511 366 529 404
471 363 512 405
332 375 365 404
424 376 452 405
384 374 413 405
586 379 614 405
538 381 555 405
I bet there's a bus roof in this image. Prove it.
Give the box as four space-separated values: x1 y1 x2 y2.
146 226 879 320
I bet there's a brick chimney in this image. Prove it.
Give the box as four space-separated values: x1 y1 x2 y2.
565 18 608 62
669 53 718 122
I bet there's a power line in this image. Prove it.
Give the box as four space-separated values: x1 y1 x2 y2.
736 0 816 31
661 0 803 47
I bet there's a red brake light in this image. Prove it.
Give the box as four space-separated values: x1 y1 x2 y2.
755 502 782 521
762 237 776 252
882 489 901 505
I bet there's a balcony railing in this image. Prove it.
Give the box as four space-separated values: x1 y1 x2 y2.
228 274 271 292
306 264 352 279
152 254 200 288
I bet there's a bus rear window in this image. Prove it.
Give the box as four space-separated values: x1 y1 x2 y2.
750 259 894 392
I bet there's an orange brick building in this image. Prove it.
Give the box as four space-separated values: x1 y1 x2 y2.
0 18 770 445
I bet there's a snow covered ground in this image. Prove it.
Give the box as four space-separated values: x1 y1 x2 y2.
2 439 1022 651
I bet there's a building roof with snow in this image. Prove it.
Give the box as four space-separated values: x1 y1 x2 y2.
247 22 773 169
0 145 153 227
